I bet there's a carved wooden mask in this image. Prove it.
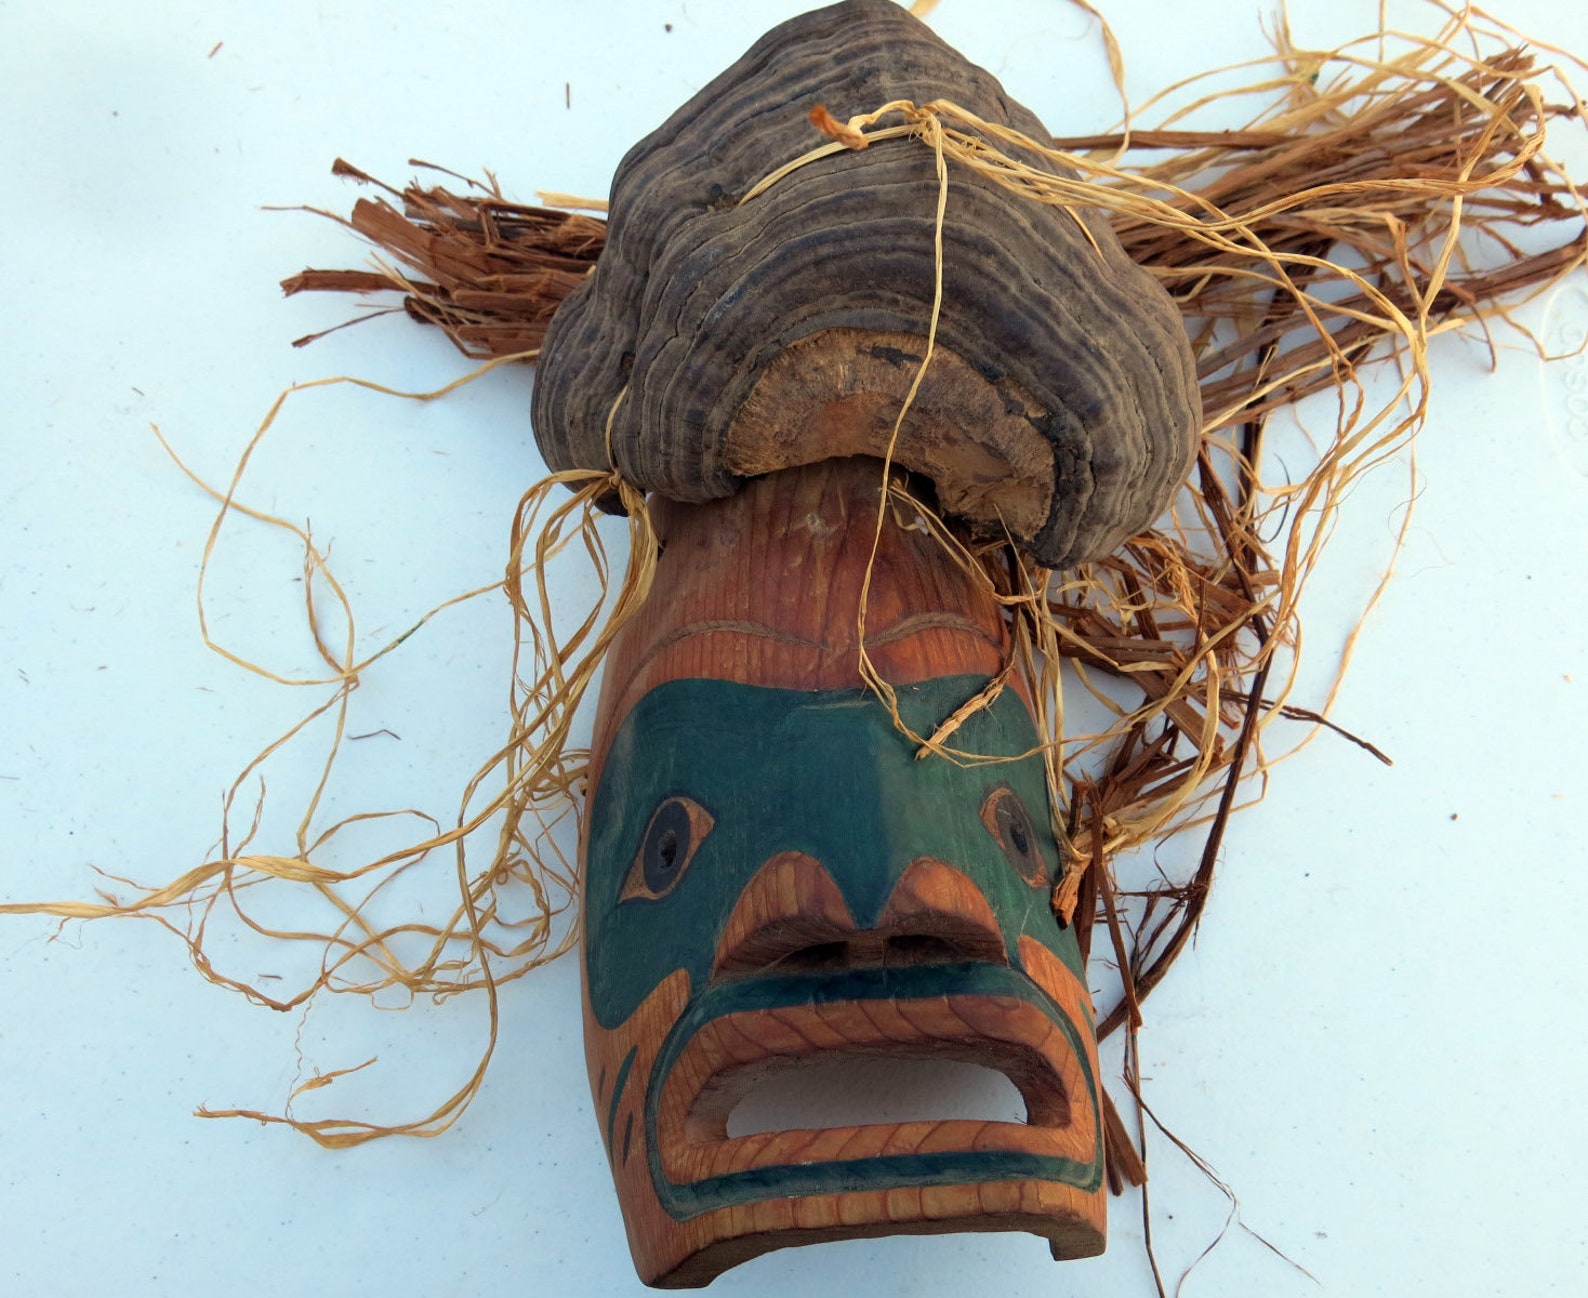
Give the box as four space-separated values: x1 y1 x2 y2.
577 463 1106 1286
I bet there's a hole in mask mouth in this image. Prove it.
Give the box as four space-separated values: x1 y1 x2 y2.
724 1054 1027 1138
770 940 849 973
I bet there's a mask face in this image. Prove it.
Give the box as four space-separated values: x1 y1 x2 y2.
582 672 1105 1285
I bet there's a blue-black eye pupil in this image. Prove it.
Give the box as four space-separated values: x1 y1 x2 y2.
1007 812 1030 857
643 800 693 894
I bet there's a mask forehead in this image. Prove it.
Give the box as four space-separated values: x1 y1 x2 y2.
584 674 1081 1029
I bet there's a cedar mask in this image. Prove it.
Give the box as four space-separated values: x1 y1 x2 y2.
578 463 1110 1286
540 0 1199 1285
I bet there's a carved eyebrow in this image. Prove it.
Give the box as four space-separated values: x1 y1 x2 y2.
866 613 1002 649
626 611 1001 676
643 619 823 656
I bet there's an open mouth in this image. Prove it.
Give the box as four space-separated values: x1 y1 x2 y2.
725 1054 1026 1136
646 962 1103 1216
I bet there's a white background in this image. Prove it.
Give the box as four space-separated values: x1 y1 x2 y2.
3 2 1587 1295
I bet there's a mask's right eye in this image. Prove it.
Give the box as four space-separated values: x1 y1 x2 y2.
619 796 714 902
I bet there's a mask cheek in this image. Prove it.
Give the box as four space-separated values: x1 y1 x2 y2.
1014 935 1103 1159
582 966 693 1271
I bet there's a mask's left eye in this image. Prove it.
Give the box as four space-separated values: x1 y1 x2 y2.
619 796 714 902
980 784 1051 889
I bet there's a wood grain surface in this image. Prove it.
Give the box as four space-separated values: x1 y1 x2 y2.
581 457 1106 1286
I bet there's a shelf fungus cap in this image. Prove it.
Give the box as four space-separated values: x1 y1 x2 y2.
531 0 1200 569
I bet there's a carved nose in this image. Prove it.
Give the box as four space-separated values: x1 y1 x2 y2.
712 852 1008 977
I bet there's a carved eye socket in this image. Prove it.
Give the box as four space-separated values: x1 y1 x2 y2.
620 796 714 902
980 785 1049 888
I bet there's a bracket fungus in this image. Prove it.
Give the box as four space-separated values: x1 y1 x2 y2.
532 0 1201 570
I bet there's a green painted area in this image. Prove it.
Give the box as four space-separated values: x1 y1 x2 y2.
604 1044 637 1156
643 963 1104 1217
584 676 1104 1216
585 675 1084 1028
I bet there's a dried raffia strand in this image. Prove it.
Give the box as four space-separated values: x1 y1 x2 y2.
792 103 1091 924
5 3 1585 1148
3 362 660 1148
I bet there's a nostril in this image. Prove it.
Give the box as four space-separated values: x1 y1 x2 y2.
712 853 858 976
770 940 850 973
884 934 959 966
712 857 1011 976
767 932 1001 973
880 859 1009 965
